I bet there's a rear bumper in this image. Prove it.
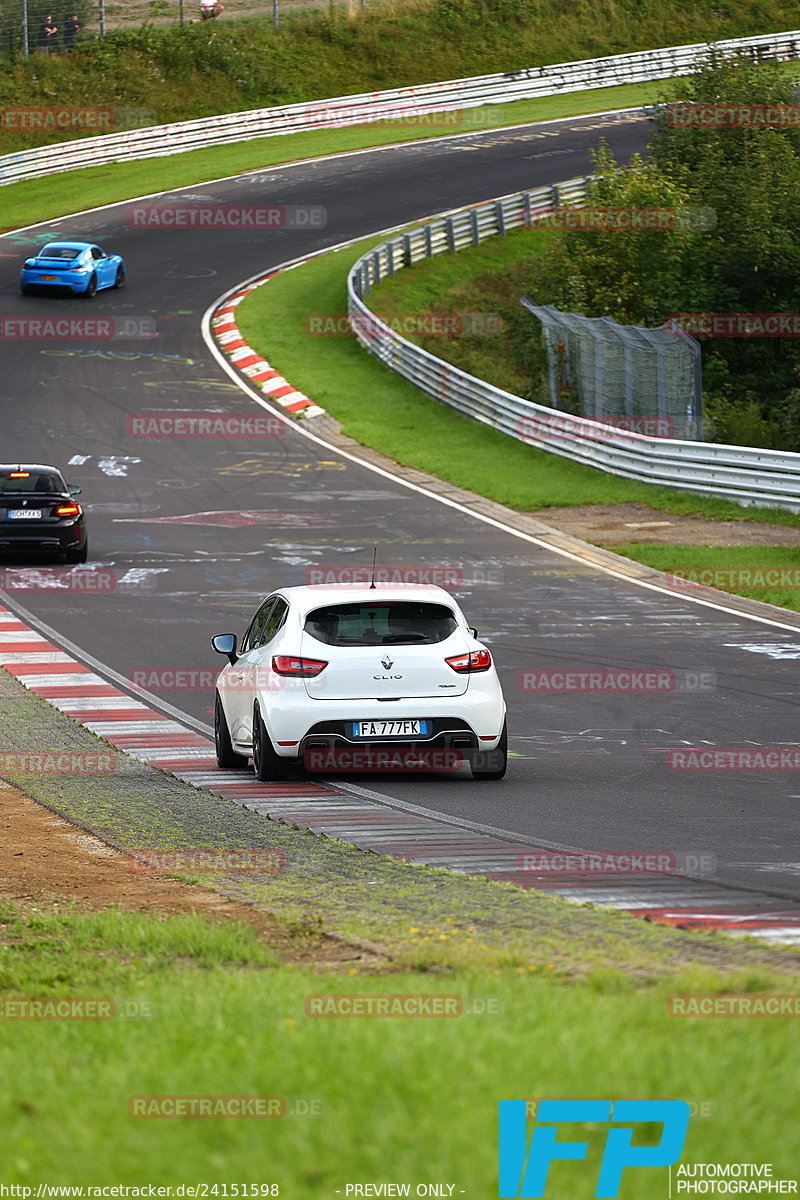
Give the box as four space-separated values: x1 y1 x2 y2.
0 520 86 556
232 685 506 759
20 274 88 294
299 718 479 755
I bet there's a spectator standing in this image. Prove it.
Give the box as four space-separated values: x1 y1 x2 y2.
36 13 57 52
63 13 80 50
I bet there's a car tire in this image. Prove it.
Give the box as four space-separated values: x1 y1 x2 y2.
114 265 125 289
471 719 507 781
64 541 88 564
20 285 29 296
85 273 97 298
252 703 288 781
215 694 249 769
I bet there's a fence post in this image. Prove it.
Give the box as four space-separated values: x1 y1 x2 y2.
470 209 480 245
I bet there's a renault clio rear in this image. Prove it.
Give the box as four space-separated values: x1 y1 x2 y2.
211 584 506 781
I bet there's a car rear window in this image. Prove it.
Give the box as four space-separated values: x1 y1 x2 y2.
0 470 65 494
39 245 81 260
304 602 458 647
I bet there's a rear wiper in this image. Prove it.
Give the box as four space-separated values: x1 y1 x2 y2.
382 633 428 644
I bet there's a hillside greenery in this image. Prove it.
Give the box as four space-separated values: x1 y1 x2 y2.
1 0 798 152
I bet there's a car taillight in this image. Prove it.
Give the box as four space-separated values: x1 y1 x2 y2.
55 503 81 517
272 655 328 677
445 649 492 673
9 471 30 478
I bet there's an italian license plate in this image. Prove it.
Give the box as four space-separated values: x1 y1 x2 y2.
351 719 429 738
41 275 57 281
8 509 42 519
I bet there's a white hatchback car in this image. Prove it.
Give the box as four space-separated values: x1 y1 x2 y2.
211 583 507 781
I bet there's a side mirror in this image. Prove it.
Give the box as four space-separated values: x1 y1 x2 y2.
212 633 238 664
469 627 478 638
68 484 81 496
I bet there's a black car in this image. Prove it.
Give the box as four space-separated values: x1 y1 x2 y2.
0 464 87 563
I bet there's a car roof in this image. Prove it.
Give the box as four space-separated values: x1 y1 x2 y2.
0 463 65 475
272 583 463 617
38 242 95 252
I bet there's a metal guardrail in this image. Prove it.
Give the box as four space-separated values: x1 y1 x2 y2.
346 179 800 512
0 29 798 186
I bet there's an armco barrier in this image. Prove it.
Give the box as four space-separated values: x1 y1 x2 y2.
0 30 798 185
346 179 800 512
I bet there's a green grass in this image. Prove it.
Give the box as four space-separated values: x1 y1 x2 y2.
610 543 800 612
234 234 799 525
2 0 798 154
0 83 660 234
358 222 551 395
1 897 798 1190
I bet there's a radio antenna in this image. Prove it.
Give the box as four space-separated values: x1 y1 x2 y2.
369 545 377 590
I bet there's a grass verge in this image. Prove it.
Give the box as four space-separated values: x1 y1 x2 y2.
610 543 800 612
1 895 799 1189
234 233 799 526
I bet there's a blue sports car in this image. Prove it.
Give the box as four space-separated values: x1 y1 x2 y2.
20 241 125 297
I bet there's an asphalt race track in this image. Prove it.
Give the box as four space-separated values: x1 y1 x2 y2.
1 109 800 907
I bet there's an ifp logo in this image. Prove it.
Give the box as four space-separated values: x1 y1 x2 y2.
498 1099 690 1197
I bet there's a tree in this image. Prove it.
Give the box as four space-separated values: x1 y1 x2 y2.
526 55 800 448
